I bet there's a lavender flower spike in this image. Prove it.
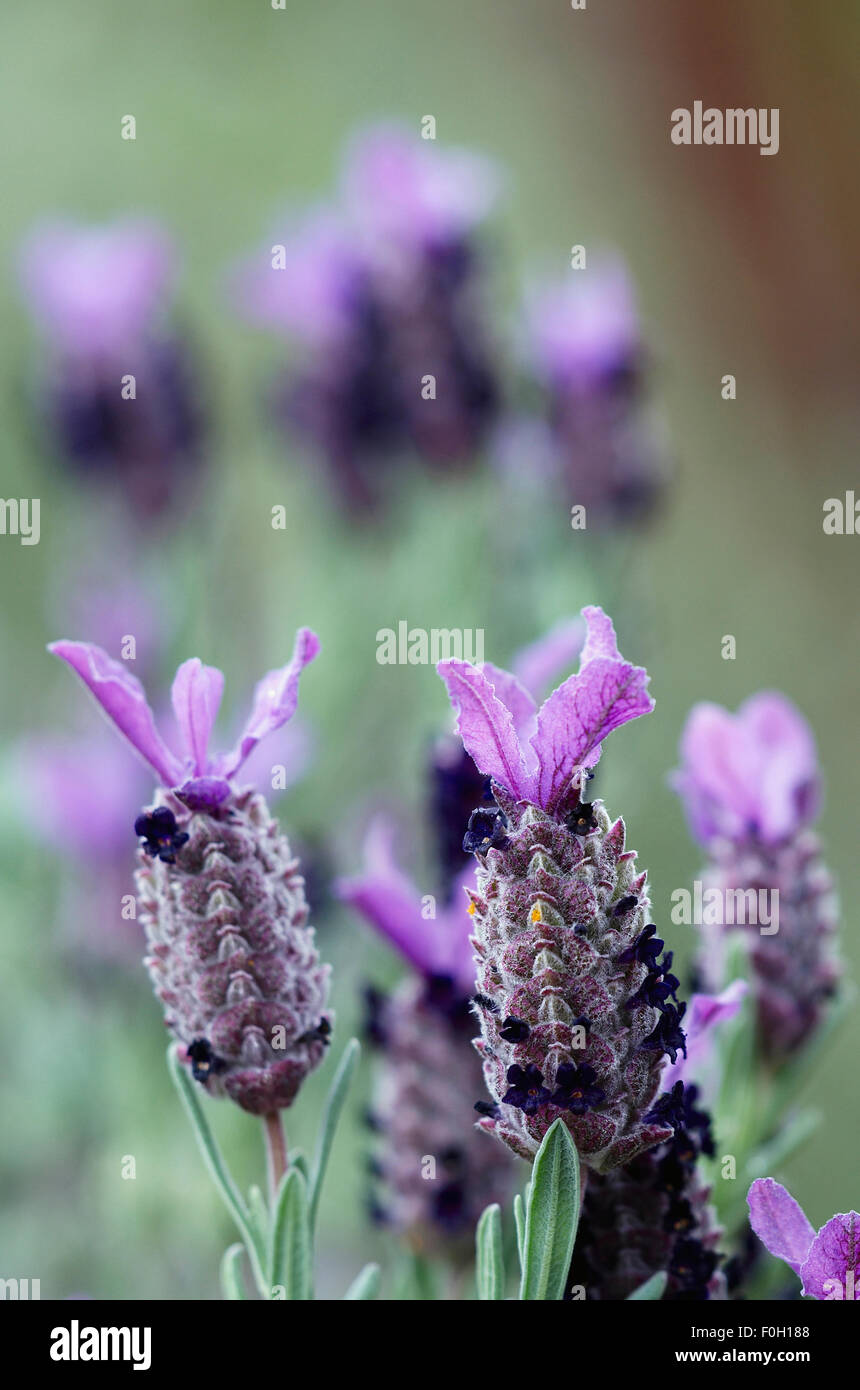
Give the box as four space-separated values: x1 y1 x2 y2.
437 607 677 1172
675 693 839 1060
748 1179 859 1300
48 632 331 1116
336 821 515 1253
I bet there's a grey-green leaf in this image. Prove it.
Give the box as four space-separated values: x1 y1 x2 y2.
344 1263 381 1300
519 1119 580 1301
627 1270 668 1300
167 1044 267 1294
220 1243 248 1300
308 1037 360 1234
269 1166 312 1300
475 1203 504 1299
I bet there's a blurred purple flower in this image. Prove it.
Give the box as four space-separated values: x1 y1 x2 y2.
520 257 667 524
747 1179 859 1299
674 694 838 1061
674 692 820 848
438 605 653 814
19 220 204 516
20 220 174 355
335 816 475 995
232 126 501 515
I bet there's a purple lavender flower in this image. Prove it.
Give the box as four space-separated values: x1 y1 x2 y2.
429 617 584 898
233 127 501 514
19 221 203 517
747 1179 859 1300
436 606 682 1172
336 819 516 1253
674 694 839 1061
47 631 331 1116
521 259 667 524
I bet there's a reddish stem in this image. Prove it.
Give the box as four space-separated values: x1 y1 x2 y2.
263 1111 288 1204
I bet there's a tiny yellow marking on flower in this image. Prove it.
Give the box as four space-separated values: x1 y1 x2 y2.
530 904 542 923
467 902 476 916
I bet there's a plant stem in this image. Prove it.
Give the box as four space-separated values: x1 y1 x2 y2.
263 1111 288 1204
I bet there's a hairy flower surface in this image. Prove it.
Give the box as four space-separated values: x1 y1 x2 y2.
569 1082 726 1300
337 820 516 1252
20 221 203 516
747 1179 859 1300
675 694 839 1060
48 630 331 1114
437 607 682 1171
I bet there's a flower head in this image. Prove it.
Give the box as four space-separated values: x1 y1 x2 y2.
437 605 653 815
747 1179 859 1300
47 629 319 811
436 609 676 1172
48 631 329 1116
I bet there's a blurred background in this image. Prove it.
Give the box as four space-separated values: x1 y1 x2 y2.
0 0 857 1298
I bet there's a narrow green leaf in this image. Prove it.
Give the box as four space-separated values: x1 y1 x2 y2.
289 1149 310 1183
513 1192 526 1268
269 1166 312 1299
344 1263 381 1300
475 1203 504 1299
167 1044 267 1293
220 1243 248 1300
519 1119 580 1301
247 1184 268 1243
627 1270 668 1300
308 1037 360 1233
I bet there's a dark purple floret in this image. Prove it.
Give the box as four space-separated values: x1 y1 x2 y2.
612 894 639 918
363 983 390 1049
462 804 509 856
186 1037 226 1085
617 922 664 969
564 801 598 836
428 738 492 896
474 1099 500 1118
551 1062 606 1114
134 806 189 864
502 1063 552 1114
499 1015 530 1043
642 1001 687 1063
628 952 680 1010
472 992 499 1014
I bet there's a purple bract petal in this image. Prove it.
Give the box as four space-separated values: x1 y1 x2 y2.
800 1212 860 1300
437 607 652 814
512 617 584 700
480 663 537 741
436 659 535 803
221 628 320 779
529 607 653 813
747 1178 816 1275
171 659 225 776
47 641 183 786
